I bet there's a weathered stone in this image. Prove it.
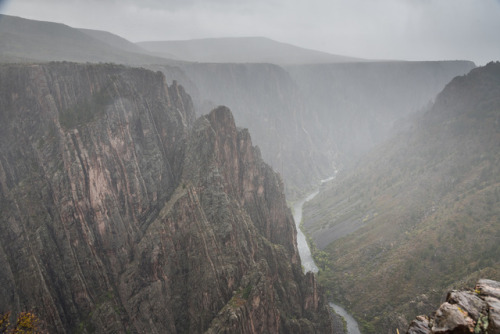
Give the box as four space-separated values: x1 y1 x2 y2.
447 290 486 321
407 315 431 334
476 279 500 299
431 302 474 333
407 280 500 334
485 296 500 334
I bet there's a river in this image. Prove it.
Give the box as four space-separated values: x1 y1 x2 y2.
292 175 361 334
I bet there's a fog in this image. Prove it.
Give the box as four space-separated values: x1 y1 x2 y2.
2 0 500 65
1 2 499 333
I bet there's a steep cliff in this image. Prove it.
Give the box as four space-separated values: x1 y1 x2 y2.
157 62 336 200
0 63 333 333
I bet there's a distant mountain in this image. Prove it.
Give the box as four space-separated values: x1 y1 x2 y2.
303 62 500 333
0 15 170 64
77 28 149 54
138 37 364 64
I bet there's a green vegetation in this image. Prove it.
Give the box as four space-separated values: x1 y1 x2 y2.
0 311 44 334
228 285 253 309
302 62 500 333
241 285 252 300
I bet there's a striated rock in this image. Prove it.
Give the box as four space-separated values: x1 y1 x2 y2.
0 63 334 333
431 303 474 333
407 316 431 334
407 280 500 334
486 297 500 333
447 291 486 321
476 279 500 299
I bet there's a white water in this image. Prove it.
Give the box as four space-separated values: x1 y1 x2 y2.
292 173 361 334
329 303 361 334
292 189 320 273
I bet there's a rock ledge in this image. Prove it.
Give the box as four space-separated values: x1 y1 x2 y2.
407 279 500 334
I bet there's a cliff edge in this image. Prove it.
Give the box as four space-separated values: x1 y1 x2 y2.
0 62 333 333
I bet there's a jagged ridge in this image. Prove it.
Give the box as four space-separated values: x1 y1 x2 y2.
0 63 333 333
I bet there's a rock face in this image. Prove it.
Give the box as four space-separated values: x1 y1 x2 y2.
407 279 500 334
0 63 334 333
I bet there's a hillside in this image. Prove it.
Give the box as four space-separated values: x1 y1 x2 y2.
138 36 363 64
303 62 500 333
77 28 150 54
0 15 170 64
0 62 334 333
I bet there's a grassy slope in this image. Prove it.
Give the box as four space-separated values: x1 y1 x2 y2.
303 62 500 333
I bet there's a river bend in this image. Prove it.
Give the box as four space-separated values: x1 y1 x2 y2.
292 176 361 334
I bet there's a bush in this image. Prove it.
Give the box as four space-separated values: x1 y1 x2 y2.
0 311 44 334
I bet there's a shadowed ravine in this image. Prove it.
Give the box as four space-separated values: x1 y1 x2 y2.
292 173 361 334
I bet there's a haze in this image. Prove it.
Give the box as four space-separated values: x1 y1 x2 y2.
1 0 499 65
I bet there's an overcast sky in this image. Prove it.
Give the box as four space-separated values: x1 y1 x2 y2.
1 0 499 65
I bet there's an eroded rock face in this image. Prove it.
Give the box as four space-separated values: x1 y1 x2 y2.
406 279 500 334
0 63 333 333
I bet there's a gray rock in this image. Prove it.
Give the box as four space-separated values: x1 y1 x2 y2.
485 296 500 334
477 279 500 299
447 290 486 321
431 302 474 333
407 280 500 334
407 315 431 334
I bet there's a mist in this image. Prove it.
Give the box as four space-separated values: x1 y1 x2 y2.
0 4 499 334
2 0 500 65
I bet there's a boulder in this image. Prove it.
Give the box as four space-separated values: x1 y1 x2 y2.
407 279 500 334
431 302 474 333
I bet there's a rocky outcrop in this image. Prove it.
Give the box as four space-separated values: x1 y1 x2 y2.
407 279 500 334
0 63 334 333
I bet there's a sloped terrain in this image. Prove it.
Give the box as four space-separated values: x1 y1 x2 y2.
138 36 362 64
0 15 169 64
303 62 500 333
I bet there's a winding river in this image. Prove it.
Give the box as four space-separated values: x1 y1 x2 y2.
292 176 361 334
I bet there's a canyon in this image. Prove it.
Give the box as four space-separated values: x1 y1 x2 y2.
0 15 475 200
304 62 500 333
0 14 497 334
0 63 333 333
